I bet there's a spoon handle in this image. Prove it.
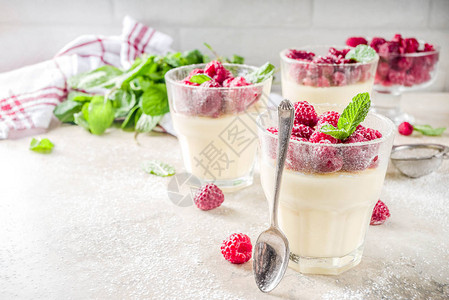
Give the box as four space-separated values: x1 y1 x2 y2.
271 99 295 227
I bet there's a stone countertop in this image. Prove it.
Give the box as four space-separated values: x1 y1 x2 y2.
1 93 448 299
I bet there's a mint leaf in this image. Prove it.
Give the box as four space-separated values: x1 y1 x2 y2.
320 124 350 140
345 45 377 63
190 74 212 84
228 54 245 64
87 96 115 135
321 92 371 140
121 105 140 130
182 49 205 65
68 65 123 90
53 100 83 123
135 113 163 133
29 138 54 154
141 84 169 116
73 111 89 130
245 62 275 83
142 160 175 177
110 89 137 118
67 91 94 102
413 125 446 136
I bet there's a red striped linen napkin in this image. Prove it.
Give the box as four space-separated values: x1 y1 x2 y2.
0 16 173 139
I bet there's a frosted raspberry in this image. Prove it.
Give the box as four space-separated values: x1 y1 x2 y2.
292 124 314 139
329 47 350 58
398 122 413 136
370 37 387 52
388 69 406 85
370 200 390 225
201 79 221 88
378 42 400 57
346 37 368 47
376 62 390 78
394 57 413 71
392 33 403 44
316 76 331 87
313 56 337 64
204 60 230 84
357 126 382 140
341 131 378 171
285 49 315 61
181 80 200 86
221 233 252 264
402 38 419 53
344 131 367 144
290 135 308 142
317 111 340 127
286 138 310 172
424 43 435 52
223 76 261 113
332 72 347 86
197 81 223 117
309 131 339 144
193 183 224 210
222 76 250 88
293 101 318 127
310 142 343 173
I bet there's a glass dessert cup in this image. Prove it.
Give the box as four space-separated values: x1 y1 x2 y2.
257 104 395 275
166 63 272 191
372 44 439 123
280 46 378 106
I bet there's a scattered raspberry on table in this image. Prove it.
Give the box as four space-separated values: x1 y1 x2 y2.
193 183 224 211
370 200 391 225
221 233 252 264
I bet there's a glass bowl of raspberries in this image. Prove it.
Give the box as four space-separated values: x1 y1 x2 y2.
280 45 378 106
165 60 273 191
257 95 395 274
346 35 440 122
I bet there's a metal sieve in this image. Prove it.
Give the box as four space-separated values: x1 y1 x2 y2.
390 143 449 178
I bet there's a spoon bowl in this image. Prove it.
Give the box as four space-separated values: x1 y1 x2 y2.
253 227 290 293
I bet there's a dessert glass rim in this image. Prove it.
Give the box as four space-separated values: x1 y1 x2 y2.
164 62 273 90
280 45 379 67
257 103 395 148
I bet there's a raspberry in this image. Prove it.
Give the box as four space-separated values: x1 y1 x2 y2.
402 38 419 53
377 62 390 77
424 43 435 52
370 200 390 225
317 111 340 128
370 37 387 52
378 42 400 57
285 49 315 61
316 76 330 87
310 142 343 173
221 233 252 264
394 57 413 71
388 69 406 85
286 138 309 172
204 60 230 84
293 101 318 127
329 47 350 58
197 80 223 117
223 76 261 113
309 131 339 144
193 183 224 210
398 122 413 136
292 124 313 139
290 135 307 142
392 33 403 44
222 76 250 88
332 72 347 86
346 37 368 47
358 125 382 141
267 127 278 135
344 130 367 144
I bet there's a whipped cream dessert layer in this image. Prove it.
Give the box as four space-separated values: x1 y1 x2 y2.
282 78 374 105
260 158 387 261
172 110 259 182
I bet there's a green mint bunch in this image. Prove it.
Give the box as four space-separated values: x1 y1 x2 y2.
320 92 371 140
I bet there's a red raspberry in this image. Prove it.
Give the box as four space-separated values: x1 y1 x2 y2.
286 137 309 172
424 43 435 52
197 80 223 117
392 33 403 44
377 62 390 78
204 60 230 84
332 72 347 86
285 49 315 61
293 101 318 127
370 200 390 225
346 37 368 47
402 38 419 53
316 76 330 87
398 122 413 136
341 132 378 171
329 47 350 58
378 42 400 57
357 125 382 141
344 130 367 144
193 183 224 210
310 141 343 173
221 233 252 264
309 131 339 144
317 111 340 128
394 57 413 71
370 37 387 52
290 135 307 142
313 56 338 64
223 76 261 113
388 69 406 85
222 76 250 88
292 124 314 139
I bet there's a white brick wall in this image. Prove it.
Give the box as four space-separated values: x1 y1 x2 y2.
0 0 448 91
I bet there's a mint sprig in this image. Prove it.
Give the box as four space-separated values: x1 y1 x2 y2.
244 62 275 83
189 74 212 84
413 124 446 136
345 45 377 63
320 92 371 140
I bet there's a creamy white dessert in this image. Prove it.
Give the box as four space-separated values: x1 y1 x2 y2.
172 110 259 187
282 77 374 105
260 158 387 274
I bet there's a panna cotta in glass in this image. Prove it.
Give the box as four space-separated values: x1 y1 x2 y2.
258 99 394 274
280 46 378 105
166 61 272 190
